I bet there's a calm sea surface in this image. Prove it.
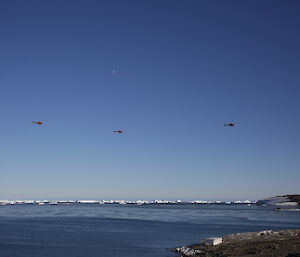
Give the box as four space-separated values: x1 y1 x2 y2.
0 204 299 257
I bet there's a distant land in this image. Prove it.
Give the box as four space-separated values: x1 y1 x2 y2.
0 199 256 206
0 195 299 206
256 195 300 206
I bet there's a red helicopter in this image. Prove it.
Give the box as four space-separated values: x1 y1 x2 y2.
113 130 124 133
32 121 43 125
224 123 236 127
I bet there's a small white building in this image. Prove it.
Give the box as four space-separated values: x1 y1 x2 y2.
201 237 223 246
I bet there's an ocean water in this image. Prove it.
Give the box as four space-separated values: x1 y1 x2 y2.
0 204 299 257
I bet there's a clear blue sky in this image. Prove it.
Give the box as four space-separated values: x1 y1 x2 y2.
1 0 299 200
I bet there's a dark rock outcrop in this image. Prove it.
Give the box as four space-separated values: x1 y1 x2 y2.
172 229 300 257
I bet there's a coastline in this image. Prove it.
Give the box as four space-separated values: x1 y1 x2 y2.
172 229 300 257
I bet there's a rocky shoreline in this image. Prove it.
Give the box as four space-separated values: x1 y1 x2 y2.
172 229 300 257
